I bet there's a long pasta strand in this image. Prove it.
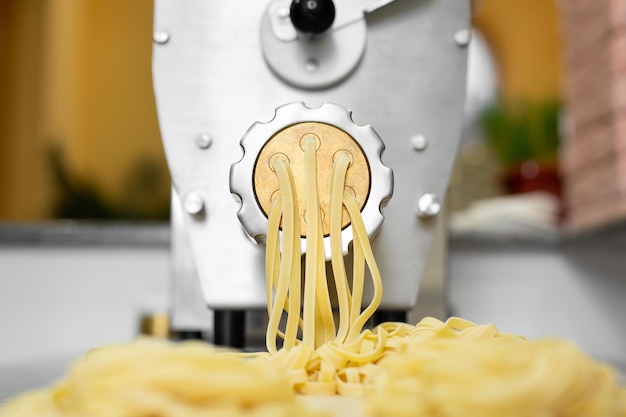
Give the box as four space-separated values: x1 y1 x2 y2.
329 152 352 343
343 192 383 343
314 208 335 346
265 195 282 320
285 156 302 350
349 220 366 342
303 136 321 348
266 157 300 353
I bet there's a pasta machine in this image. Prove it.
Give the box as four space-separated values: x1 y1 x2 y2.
152 0 469 347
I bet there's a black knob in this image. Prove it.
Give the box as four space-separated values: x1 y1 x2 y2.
290 0 336 36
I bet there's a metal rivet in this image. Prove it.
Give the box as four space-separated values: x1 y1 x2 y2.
454 29 471 47
304 58 319 72
410 134 428 151
183 192 204 215
277 7 290 19
196 133 213 149
416 193 441 218
153 30 170 45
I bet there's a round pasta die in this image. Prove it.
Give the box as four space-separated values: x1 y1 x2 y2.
230 101 393 259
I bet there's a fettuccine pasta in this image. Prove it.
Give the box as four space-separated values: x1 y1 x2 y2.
0 338 328 417
258 137 386 396
366 318 626 417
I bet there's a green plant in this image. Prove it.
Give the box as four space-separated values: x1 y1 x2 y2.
48 145 171 220
479 100 561 167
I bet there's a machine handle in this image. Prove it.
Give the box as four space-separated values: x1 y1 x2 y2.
290 0 336 35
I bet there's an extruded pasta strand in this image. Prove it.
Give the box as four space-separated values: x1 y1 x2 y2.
303 136 321 348
329 151 352 344
343 192 383 343
266 156 301 353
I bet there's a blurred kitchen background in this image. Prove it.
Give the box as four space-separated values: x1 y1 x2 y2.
1 0 625 395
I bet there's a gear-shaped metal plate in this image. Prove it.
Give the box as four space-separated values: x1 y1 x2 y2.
230 101 393 258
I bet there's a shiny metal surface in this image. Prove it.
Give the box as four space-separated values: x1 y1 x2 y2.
170 188 214 332
261 3 367 89
454 28 472 47
230 101 393 258
416 193 441 218
267 0 298 41
181 191 205 215
153 0 469 310
267 0 401 42
410 134 428 152
195 133 213 149
152 30 170 45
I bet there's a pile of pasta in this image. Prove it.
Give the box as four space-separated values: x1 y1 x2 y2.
365 317 626 417
252 317 626 417
0 338 328 417
2 135 625 416
2 318 624 417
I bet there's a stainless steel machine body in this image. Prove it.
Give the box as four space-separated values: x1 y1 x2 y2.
152 0 469 336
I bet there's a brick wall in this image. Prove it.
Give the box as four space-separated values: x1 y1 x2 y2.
559 0 626 232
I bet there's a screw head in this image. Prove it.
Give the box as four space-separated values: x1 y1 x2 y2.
416 193 441 218
304 58 319 72
454 29 471 47
277 7 290 19
196 133 213 149
410 134 428 151
183 192 204 215
153 30 170 45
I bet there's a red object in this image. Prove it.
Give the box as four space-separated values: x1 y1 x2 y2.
504 161 565 223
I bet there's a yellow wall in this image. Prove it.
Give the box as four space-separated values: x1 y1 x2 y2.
0 1 47 219
67 1 163 194
472 0 563 102
0 0 164 220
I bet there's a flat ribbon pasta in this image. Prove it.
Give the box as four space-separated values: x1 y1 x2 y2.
0 338 328 417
